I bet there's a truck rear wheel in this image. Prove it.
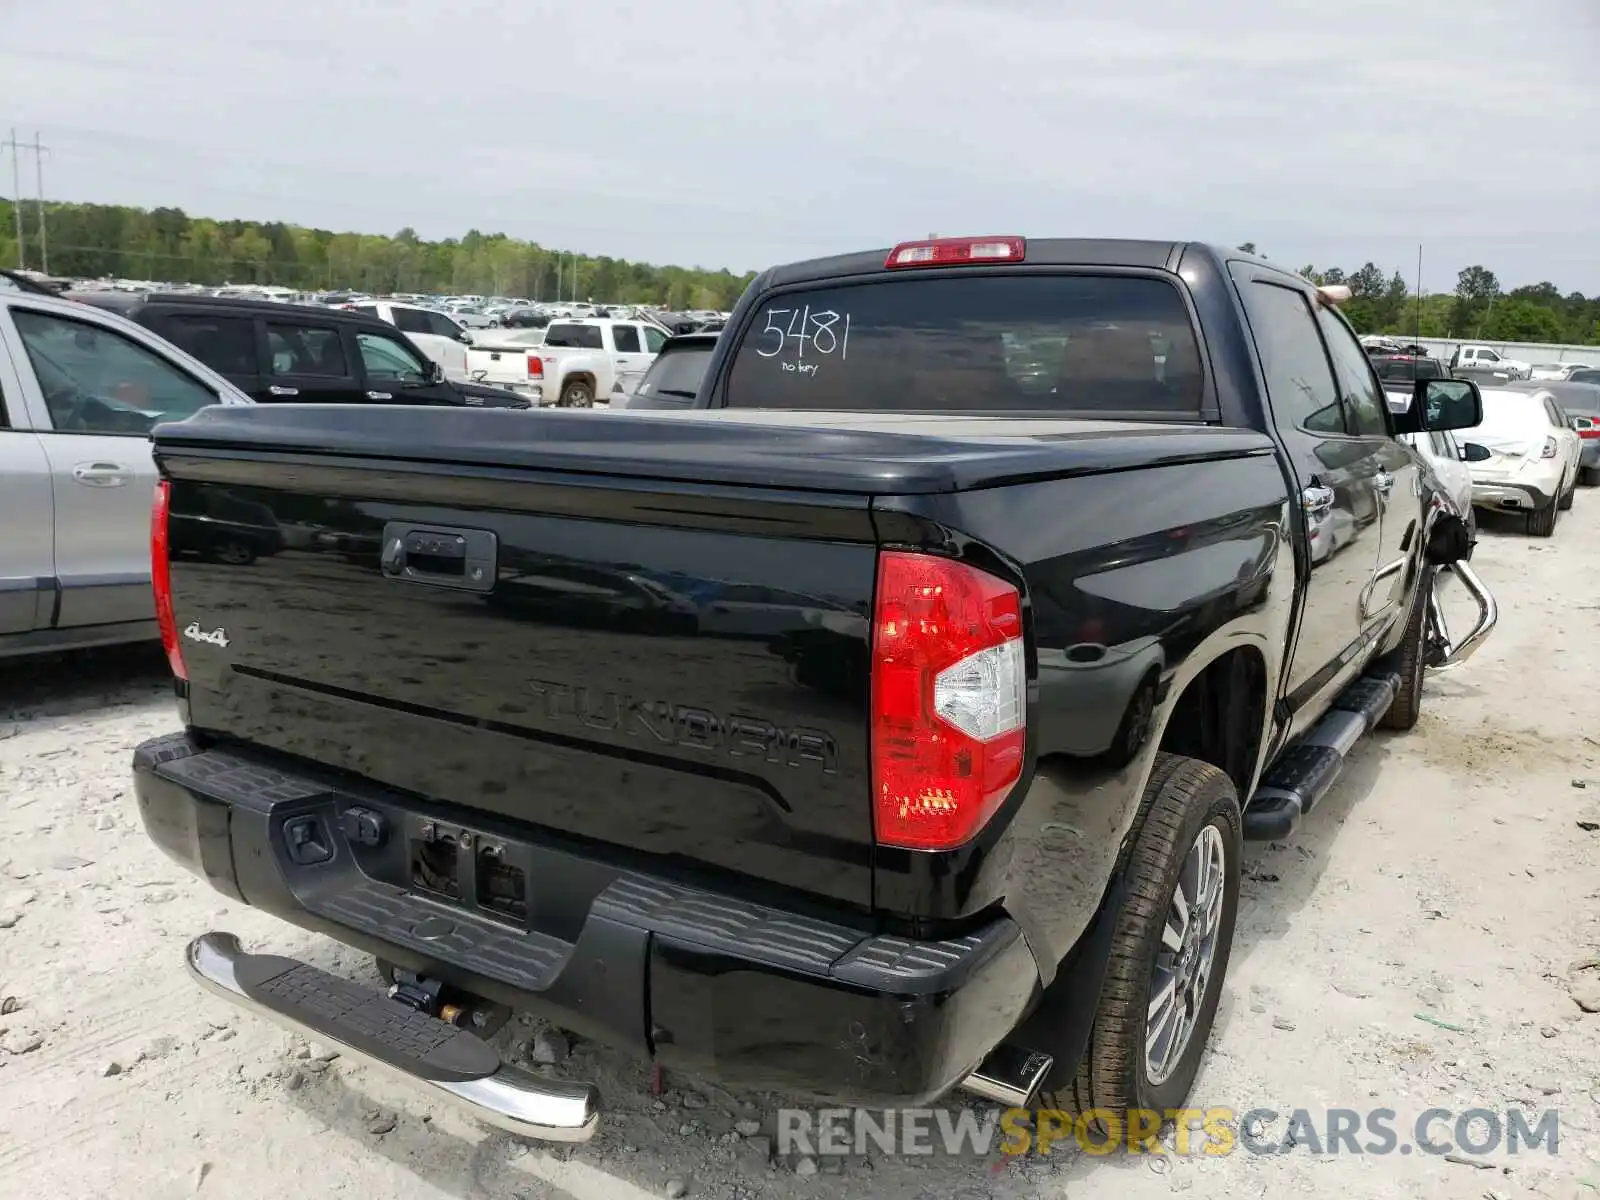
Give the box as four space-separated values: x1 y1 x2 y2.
560 379 594 408
1060 754 1240 1140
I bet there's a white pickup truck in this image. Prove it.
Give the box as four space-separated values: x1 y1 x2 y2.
1450 344 1531 380
349 302 474 380
465 318 668 407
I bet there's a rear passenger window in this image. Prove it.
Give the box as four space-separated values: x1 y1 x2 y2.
159 314 258 375
1236 282 1344 434
391 308 432 335
426 312 461 338
545 323 604 350
265 323 349 377
611 324 642 353
1315 306 1390 437
725 274 1205 415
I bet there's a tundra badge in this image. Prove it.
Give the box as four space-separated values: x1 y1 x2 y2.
183 622 230 648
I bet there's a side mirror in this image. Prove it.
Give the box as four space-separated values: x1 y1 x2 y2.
426 360 444 384
457 329 474 345
1395 378 1482 435
1460 441 1492 463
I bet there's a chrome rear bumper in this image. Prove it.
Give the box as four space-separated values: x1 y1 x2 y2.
186 932 599 1142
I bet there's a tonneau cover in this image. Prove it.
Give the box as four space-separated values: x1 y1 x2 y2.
154 405 1275 495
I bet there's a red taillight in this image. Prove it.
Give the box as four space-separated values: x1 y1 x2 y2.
884 236 1025 269
871 551 1026 851
150 480 187 680
1577 419 1598 439
527 354 544 379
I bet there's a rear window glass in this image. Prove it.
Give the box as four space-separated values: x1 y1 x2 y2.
545 323 604 350
1375 357 1444 383
724 274 1204 414
629 345 714 408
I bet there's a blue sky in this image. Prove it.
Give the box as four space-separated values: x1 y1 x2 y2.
4 0 1597 291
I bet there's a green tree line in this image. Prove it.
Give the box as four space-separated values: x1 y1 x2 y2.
1 199 1596 342
0 196 756 311
1240 244 1599 345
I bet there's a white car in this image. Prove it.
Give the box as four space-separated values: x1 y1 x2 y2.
1528 362 1592 382
1459 386 1583 536
349 302 472 380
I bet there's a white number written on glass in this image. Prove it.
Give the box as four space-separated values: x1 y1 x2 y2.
755 307 851 359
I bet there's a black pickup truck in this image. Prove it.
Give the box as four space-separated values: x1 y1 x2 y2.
133 237 1497 1144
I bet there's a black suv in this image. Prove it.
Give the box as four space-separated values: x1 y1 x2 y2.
67 292 530 409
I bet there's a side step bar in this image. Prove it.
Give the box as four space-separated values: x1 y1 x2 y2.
186 932 600 1142
1242 672 1399 842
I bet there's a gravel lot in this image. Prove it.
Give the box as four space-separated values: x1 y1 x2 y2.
2 495 1598 1200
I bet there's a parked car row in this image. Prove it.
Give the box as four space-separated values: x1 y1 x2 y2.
1367 336 1598 537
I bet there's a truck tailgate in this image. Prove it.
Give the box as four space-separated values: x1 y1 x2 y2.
155 414 883 910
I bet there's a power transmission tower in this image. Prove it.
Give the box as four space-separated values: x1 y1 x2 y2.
0 131 50 273
3 129 24 270
30 132 49 275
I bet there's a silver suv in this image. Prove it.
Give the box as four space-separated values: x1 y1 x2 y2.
0 277 252 658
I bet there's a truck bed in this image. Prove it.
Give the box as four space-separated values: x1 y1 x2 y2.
152 404 1274 919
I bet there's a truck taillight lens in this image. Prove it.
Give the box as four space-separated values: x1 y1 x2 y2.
150 480 187 680
1577 419 1598 440
871 551 1025 851
527 354 544 378
1541 437 1558 459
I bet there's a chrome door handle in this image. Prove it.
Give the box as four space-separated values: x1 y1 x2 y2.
267 385 299 396
1374 471 1394 495
366 391 393 400
71 461 132 487
1301 484 1335 514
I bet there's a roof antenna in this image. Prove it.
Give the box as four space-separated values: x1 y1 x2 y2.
1413 243 1423 349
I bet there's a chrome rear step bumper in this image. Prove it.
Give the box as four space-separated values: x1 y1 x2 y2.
186 932 599 1142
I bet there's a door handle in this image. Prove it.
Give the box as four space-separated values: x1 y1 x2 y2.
71 462 133 487
366 391 393 400
379 523 497 593
1374 471 1394 495
267 385 299 396
1301 484 1335 514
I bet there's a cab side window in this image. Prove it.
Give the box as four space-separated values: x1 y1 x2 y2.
356 332 429 383
1315 306 1391 438
1235 281 1345 435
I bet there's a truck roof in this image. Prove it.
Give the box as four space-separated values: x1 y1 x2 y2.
759 238 1222 288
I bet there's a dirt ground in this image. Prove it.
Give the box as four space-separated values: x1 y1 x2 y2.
2 495 1597 1200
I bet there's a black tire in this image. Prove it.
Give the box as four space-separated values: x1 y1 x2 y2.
1056 754 1241 1139
559 379 594 408
1527 500 1557 537
1379 564 1433 731
1582 466 1600 487
212 539 256 566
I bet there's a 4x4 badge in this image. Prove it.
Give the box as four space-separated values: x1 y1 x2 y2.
183 622 229 648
